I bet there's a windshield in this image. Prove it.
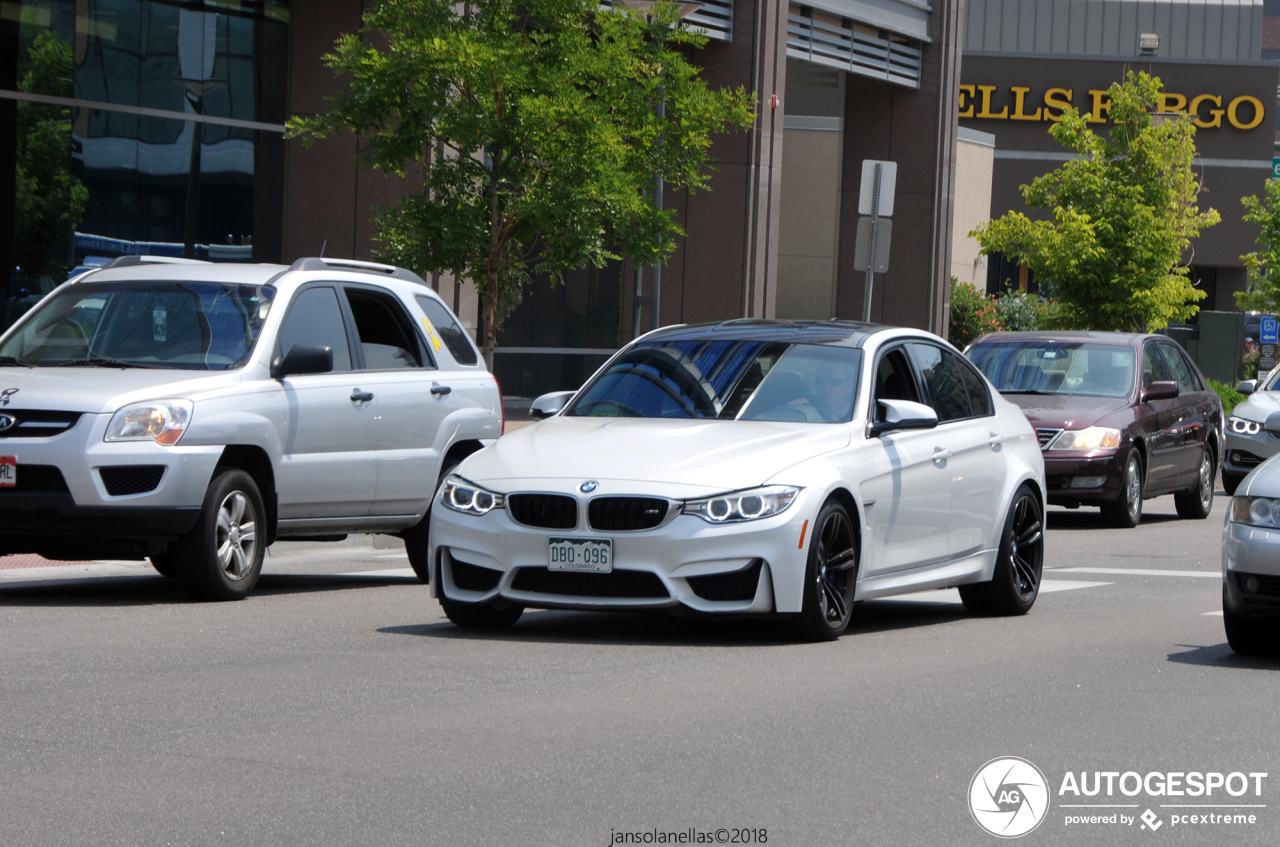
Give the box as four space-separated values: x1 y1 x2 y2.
967 341 1136 399
0 281 275 370
566 339 863 422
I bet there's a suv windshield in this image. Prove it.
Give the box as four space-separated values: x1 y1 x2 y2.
566 339 863 422
0 281 275 370
967 340 1136 399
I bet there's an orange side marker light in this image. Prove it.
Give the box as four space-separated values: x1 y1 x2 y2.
798 519 809 550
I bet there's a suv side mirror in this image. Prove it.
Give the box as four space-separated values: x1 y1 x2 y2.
1238 379 1257 396
271 343 333 379
870 399 938 437
1141 380 1179 403
530 390 575 419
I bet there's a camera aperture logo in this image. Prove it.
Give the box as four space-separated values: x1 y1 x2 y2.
969 757 1051 838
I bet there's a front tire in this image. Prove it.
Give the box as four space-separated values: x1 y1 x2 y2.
792 499 858 642
1101 451 1143 528
440 597 524 629
403 459 461 583
960 485 1043 616
149 550 178 578
174 470 265 601
1222 471 1244 496
1174 446 1215 519
1224 587 1274 655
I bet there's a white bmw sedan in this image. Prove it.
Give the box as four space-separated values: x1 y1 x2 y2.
428 321 1046 640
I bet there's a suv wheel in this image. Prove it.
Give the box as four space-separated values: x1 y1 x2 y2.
402 460 460 583
175 470 266 601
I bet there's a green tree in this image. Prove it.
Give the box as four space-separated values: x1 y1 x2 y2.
14 30 88 281
972 71 1219 332
949 278 1003 348
1235 179 1280 313
287 0 754 366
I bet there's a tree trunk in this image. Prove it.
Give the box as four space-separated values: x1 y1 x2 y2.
482 269 498 371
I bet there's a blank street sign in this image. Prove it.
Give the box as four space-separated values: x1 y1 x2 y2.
853 217 891 273
857 160 897 217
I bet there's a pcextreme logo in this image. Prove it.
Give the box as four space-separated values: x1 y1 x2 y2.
969 757 1051 838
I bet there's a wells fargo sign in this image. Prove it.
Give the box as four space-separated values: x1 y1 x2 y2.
958 84 1265 130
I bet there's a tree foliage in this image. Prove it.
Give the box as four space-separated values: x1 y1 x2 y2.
972 71 1219 332
287 0 755 366
1235 179 1280 313
14 30 88 282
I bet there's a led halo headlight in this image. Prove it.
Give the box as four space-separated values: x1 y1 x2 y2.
683 485 800 524
1047 426 1122 451
1228 416 1263 436
439 474 505 516
1231 495 1280 528
104 399 193 445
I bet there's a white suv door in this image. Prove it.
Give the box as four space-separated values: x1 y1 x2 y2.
273 285 378 518
337 284 458 518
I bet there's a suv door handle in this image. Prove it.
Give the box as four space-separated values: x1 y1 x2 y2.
351 389 374 403
988 432 1005 449
430 382 452 397
932 447 952 463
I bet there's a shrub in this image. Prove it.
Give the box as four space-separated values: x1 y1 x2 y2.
950 278 1003 349
1208 379 1245 415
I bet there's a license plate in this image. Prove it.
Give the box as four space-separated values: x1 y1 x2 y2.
0 456 13 488
547 537 612 573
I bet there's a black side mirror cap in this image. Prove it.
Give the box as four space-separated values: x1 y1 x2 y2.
271 343 333 379
1141 380 1179 403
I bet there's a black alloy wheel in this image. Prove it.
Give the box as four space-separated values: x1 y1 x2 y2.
1174 446 1215 520
960 485 1044 616
1101 451 1143 528
793 499 859 642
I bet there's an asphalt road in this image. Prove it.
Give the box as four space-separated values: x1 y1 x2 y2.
0 491 1274 846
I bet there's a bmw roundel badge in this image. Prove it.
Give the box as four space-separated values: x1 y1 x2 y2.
580 481 599 493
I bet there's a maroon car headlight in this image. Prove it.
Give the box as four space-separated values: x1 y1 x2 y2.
1046 426 1121 450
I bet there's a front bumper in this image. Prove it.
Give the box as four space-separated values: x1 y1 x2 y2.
1044 449 1124 505
1222 518 1280 620
428 486 816 614
1224 428 1277 478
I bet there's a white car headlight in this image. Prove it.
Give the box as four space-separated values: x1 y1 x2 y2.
1228 416 1263 435
683 485 800 523
104 400 193 445
1047 426 1121 450
440 475 504 516
1231 496 1280 528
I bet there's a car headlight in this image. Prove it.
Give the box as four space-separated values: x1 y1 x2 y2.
104 400 193 445
1228 416 1263 435
1231 496 1280 528
683 485 800 523
1047 426 1122 450
440 475 504 516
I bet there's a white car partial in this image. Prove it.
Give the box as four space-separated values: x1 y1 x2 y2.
429 321 1047 640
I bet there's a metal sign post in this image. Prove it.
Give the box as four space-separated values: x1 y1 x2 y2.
862 163 881 323
854 160 897 323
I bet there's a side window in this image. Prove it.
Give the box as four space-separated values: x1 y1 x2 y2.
1142 344 1171 389
871 347 921 422
958 361 993 417
344 288 430 370
906 342 973 423
276 287 352 372
416 295 479 366
1157 343 1202 394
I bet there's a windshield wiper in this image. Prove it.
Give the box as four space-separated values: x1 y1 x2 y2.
54 355 162 369
0 356 35 367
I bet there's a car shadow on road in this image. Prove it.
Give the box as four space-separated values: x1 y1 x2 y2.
0 572 419 607
379 600 973 646
1046 509 1183 531
1166 643 1280 671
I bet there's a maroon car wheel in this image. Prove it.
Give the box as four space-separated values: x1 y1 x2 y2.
1101 452 1143 528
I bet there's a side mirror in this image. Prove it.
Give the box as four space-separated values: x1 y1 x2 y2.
1266 411 1280 437
530 390 575 419
271 343 333 379
870 399 938 437
1141 380 1179 403
1238 380 1257 396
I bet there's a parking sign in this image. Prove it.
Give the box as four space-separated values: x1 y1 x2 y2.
1262 316 1278 344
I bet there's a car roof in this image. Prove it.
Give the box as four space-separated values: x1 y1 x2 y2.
972 330 1155 346
640 319 917 346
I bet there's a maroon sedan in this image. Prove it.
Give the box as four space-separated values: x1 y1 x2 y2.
967 331 1223 527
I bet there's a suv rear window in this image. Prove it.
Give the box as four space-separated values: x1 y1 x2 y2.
416 295 478 365
0 281 275 370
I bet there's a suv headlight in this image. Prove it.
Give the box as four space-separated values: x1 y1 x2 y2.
1047 426 1121 450
1231 496 1280 528
1228 416 1263 435
683 485 800 523
440 475 504 516
104 400 193 445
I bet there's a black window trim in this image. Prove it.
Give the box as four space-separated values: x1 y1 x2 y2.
338 282 437 372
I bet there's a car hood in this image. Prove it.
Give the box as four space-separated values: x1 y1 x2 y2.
0 368 241 414
1232 391 1280 423
1000 393 1133 430
461 416 852 496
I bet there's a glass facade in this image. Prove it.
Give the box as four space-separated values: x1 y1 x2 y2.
1 0 287 323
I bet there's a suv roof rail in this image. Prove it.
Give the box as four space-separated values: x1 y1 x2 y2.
103 255 211 269
288 256 427 286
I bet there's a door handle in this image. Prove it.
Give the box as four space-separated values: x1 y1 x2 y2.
350 389 374 403
932 447 952 464
988 432 1005 449
430 382 452 397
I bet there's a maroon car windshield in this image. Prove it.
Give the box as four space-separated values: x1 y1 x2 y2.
967 341 1136 399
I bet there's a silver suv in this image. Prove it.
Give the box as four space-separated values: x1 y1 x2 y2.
0 256 502 600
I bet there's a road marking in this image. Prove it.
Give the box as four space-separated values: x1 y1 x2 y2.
0 561 151 582
1050 567 1219 578
1202 611 1224 616
332 567 418 579
879 579 1110 604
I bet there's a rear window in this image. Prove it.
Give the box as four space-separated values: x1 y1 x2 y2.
415 295 478 366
